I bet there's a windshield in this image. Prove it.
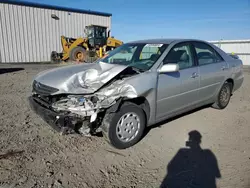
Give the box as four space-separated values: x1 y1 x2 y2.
99 43 168 71
86 27 94 38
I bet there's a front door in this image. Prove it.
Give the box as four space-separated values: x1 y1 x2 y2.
156 42 199 119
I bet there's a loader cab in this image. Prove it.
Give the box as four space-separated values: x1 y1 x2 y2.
86 25 107 48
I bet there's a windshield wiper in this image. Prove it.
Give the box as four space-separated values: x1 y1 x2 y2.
130 66 145 73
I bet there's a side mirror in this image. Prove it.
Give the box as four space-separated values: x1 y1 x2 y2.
158 64 179 73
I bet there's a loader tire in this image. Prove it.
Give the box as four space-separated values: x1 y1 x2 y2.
69 47 86 62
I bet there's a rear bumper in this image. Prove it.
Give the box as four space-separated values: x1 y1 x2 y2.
28 96 73 132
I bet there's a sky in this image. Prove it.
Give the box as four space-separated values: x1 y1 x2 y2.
25 0 250 42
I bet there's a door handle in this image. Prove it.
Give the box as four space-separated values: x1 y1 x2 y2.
191 72 199 78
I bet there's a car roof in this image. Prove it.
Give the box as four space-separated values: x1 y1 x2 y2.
128 38 207 44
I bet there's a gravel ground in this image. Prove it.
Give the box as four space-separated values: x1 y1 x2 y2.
0 64 250 188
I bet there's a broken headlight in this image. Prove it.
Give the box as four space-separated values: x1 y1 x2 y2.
52 95 99 116
67 95 86 106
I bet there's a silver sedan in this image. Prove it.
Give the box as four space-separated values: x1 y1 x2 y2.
29 39 244 149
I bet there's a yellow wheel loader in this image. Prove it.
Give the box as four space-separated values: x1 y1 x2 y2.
51 25 123 63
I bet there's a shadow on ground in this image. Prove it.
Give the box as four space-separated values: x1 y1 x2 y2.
160 130 221 188
143 104 211 138
0 68 24 74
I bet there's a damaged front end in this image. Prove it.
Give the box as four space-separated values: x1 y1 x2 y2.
29 65 139 136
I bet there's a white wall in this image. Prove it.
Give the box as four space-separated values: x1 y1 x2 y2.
210 40 250 65
0 3 111 63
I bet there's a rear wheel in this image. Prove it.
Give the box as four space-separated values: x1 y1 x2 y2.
69 46 86 62
212 81 232 109
101 102 146 149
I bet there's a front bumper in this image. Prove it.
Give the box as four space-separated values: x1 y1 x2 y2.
28 96 74 133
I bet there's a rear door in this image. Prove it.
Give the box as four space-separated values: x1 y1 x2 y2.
192 41 228 102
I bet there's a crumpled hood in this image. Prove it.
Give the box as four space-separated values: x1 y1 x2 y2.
34 62 128 94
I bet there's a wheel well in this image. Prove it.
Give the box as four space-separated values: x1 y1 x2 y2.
124 97 150 122
76 45 86 50
226 78 234 90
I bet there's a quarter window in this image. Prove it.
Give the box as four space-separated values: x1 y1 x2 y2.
163 43 194 70
193 42 223 65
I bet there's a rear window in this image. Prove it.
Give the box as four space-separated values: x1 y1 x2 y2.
228 53 239 59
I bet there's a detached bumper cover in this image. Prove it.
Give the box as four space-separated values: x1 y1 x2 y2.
28 96 69 132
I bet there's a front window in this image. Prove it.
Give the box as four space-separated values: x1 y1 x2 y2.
163 43 194 70
86 27 94 38
100 43 168 71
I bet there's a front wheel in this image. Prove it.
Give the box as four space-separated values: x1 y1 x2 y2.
101 102 146 149
212 81 232 109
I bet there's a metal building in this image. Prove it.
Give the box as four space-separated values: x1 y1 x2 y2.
210 39 250 65
0 0 112 63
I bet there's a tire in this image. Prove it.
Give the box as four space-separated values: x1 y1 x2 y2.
212 81 233 109
101 102 146 149
69 46 86 62
50 51 60 63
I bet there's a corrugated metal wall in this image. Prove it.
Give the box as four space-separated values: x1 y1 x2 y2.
0 3 111 63
210 40 250 65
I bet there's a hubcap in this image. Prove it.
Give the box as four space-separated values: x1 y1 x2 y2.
220 85 230 106
75 52 84 61
116 112 140 142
